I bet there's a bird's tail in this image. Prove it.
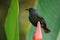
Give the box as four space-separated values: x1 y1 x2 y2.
44 27 51 33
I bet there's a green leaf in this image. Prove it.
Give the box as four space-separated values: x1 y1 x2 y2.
5 0 19 40
27 0 60 40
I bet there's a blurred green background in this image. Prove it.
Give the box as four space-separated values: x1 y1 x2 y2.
0 0 60 40
0 0 19 40
20 0 60 40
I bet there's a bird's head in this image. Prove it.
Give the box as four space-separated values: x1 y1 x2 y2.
25 8 36 13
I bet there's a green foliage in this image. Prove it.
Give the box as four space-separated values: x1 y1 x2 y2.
27 0 60 40
5 0 19 40
0 0 60 40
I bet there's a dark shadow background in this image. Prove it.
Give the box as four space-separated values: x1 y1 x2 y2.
0 0 10 40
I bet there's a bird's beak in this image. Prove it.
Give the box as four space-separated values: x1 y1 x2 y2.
25 9 29 11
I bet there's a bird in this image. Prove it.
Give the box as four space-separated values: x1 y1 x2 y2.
25 8 51 33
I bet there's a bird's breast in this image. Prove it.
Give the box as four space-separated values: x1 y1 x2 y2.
29 14 39 26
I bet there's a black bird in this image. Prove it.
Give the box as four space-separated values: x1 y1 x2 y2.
26 8 51 33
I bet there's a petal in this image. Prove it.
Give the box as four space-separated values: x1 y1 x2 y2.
33 21 42 40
